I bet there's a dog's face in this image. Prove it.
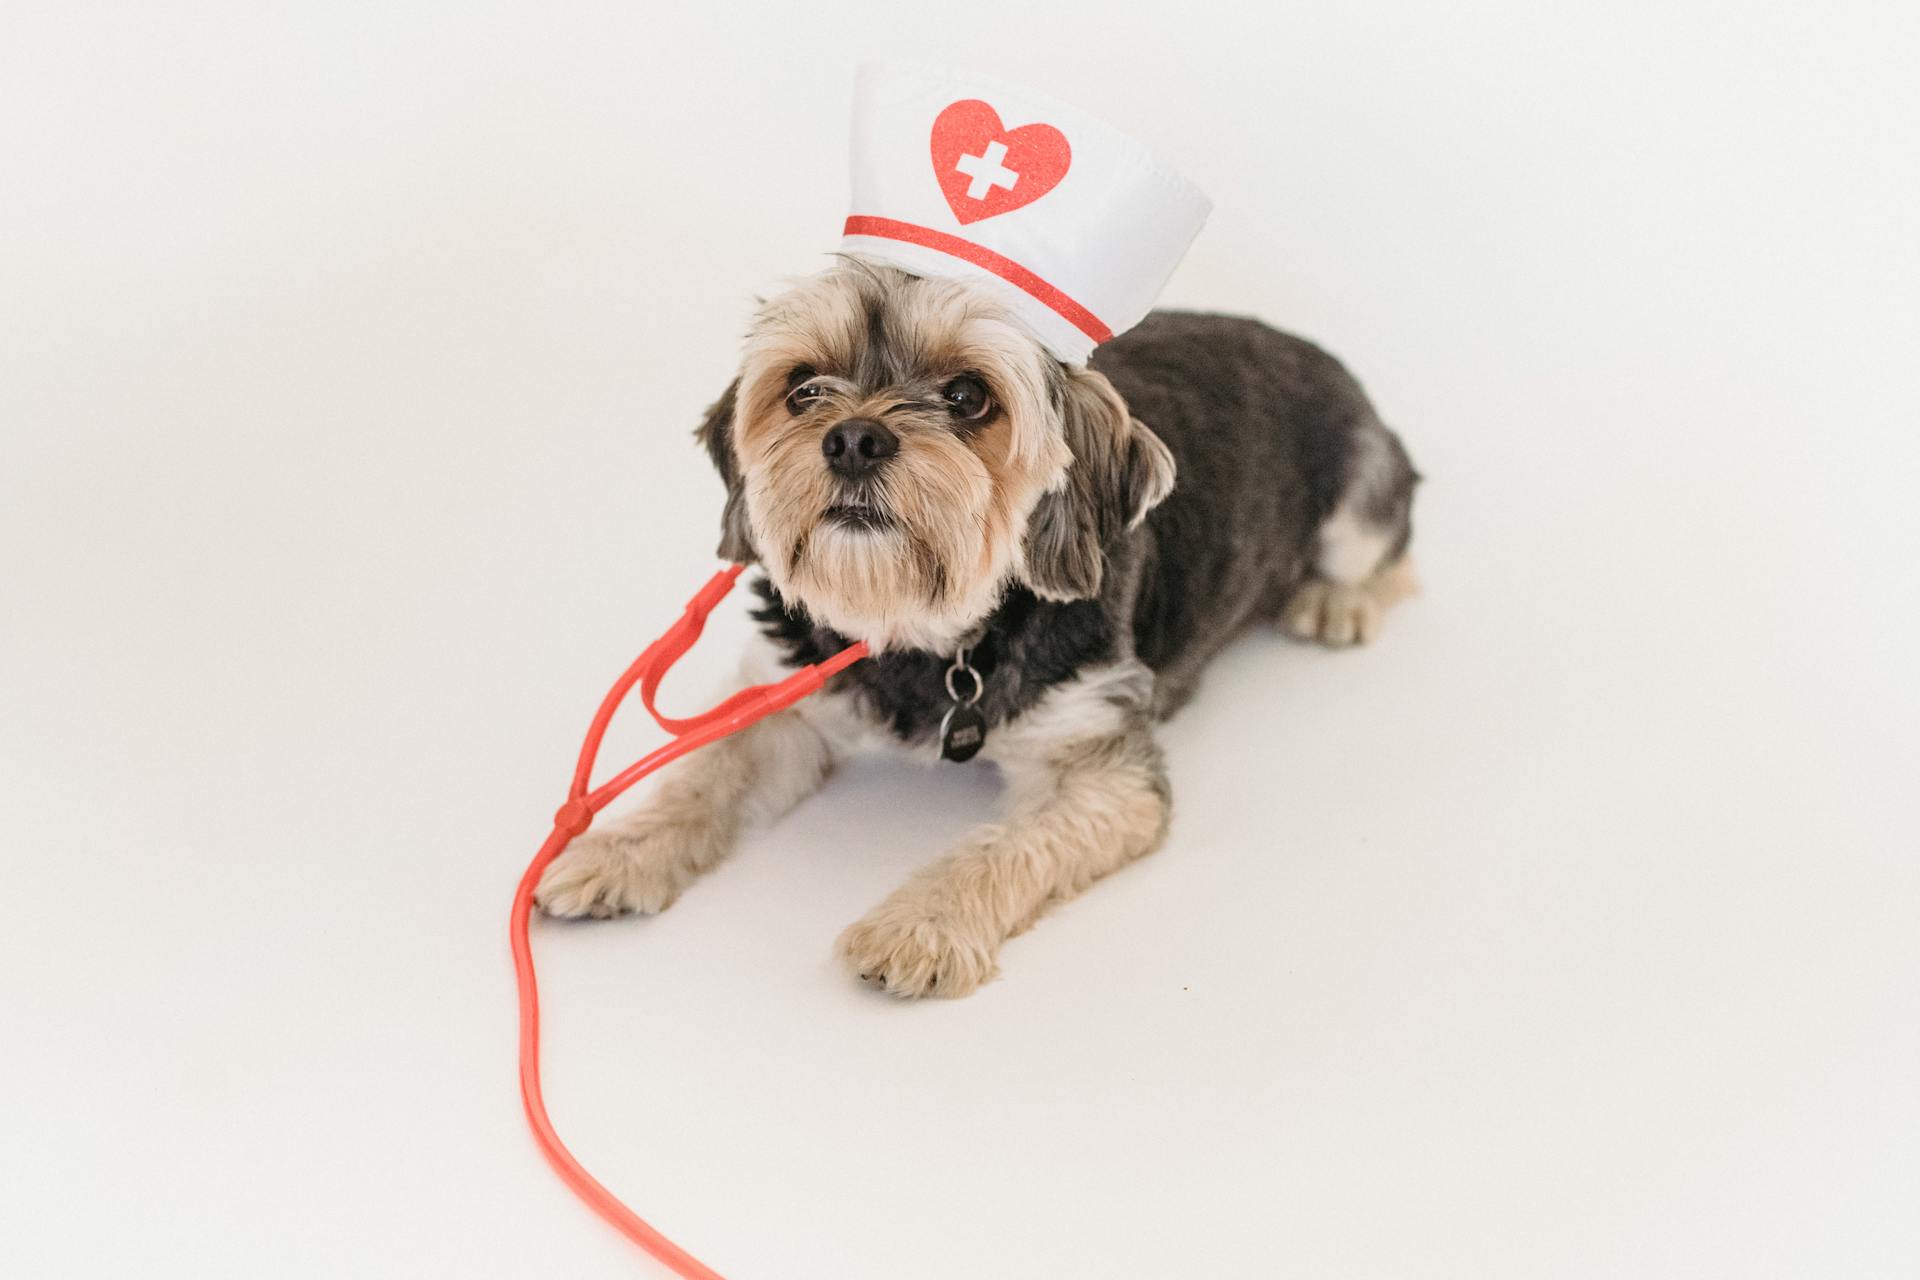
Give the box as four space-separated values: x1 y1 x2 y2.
698 259 1175 651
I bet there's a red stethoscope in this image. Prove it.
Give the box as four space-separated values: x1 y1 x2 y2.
511 565 868 1279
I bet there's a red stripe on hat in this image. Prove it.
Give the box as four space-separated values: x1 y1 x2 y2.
842 216 1113 346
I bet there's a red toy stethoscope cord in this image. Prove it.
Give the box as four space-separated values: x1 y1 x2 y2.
511 564 868 1278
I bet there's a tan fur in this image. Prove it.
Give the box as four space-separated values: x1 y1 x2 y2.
728 264 1072 652
839 677 1169 998
535 703 835 917
1283 555 1420 646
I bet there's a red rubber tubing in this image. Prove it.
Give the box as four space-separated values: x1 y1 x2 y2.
511 565 867 1277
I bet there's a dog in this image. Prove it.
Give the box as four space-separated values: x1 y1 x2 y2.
535 257 1420 997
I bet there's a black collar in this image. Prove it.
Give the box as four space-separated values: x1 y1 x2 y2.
750 578 1117 745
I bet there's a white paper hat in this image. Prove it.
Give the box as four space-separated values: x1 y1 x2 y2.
840 61 1212 364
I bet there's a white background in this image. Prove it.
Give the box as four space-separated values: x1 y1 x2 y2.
3 3 1917 1277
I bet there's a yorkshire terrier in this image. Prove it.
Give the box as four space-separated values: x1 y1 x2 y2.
535 258 1420 997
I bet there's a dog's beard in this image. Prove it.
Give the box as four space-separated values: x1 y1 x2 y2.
744 431 1010 651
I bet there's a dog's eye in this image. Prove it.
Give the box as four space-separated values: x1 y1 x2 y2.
785 376 825 415
941 375 992 422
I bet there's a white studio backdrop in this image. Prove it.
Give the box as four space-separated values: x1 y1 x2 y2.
3 3 1917 1278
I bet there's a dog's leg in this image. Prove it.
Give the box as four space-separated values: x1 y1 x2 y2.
839 666 1170 998
536 700 834 919
1283 420 1421 646
1283 553 1420 646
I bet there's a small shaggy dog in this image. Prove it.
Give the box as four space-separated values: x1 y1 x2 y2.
536 258 1419 997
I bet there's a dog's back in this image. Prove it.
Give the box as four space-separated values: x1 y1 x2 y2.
1094 312 1419 711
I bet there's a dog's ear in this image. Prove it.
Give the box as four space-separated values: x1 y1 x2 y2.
693 378 756 563
1020 366 1177 601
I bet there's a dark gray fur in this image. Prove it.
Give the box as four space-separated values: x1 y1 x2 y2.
710 309 1419 739
1091 311 1419 713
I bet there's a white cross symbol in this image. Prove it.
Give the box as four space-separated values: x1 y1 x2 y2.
954 139 1020 201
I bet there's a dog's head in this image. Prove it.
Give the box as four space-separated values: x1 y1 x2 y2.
696 258 1175 650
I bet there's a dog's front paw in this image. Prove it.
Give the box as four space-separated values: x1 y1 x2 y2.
837 892 1000 999
535 820 721 920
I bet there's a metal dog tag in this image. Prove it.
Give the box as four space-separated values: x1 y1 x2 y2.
938 645 987 762
939 703 988 762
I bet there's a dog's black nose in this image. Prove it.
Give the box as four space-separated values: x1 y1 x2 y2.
821 418 898 478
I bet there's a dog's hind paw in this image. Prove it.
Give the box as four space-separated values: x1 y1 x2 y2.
1283 579 1381 646
1282 557 1418 647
